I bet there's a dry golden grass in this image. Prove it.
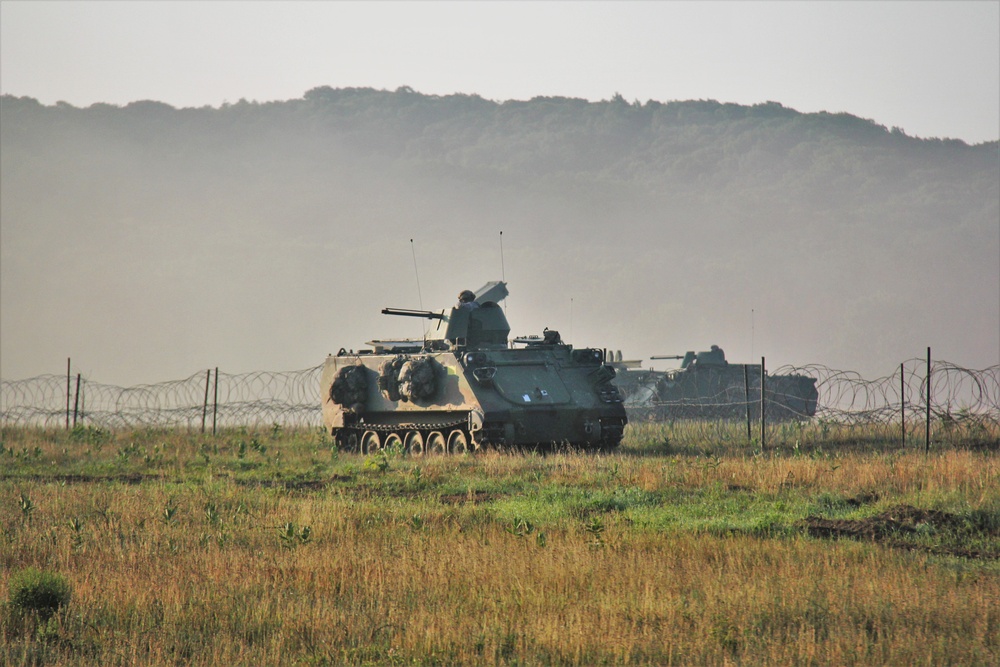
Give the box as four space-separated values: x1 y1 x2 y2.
1 426 998 665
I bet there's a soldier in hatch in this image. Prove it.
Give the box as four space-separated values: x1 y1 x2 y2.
456 290 480 310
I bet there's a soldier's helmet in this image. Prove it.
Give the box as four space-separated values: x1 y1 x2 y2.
458 290 476 303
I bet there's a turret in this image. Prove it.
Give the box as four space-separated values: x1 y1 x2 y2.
695 345 727 366
651 346 727 369
380 281 510 350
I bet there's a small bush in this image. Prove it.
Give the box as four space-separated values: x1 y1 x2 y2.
8 568 71 620
69 425 109 445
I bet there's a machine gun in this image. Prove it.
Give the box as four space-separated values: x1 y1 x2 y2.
652 347 726 369
382 308 445 320
650 353 693 369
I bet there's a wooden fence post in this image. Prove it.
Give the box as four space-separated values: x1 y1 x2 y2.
72 373 81 428
900 362 905 448
66 358 71 430
201 369 211 433
760 357 766 449
744 364 751 444
212 367 219 436
925 347 931 455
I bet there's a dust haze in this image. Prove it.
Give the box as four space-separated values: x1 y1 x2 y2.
1 90 997 386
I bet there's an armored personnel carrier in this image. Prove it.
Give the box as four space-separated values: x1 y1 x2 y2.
322 282 627 454
611 345 818 421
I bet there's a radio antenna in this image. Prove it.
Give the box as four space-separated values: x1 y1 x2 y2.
500 229 509 313
499 230 506 282
410 239 427 338
499 231 507 313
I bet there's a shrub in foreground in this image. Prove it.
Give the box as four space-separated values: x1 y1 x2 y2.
8 568 71 620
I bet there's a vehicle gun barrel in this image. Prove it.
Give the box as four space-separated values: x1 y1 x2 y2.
381 307 445 320
650 355 685 360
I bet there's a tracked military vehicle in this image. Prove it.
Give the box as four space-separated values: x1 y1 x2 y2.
322 282 627 454
611 345 818 421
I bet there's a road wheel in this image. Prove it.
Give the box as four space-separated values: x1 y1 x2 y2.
447 429 469 455
360 430 382 455
384 432 403 452
404 431 425 457
337 431 359 453
426 431 446 455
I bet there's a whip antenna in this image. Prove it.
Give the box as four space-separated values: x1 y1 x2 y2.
499 230 506 282
499 230 507 314
411 239 427 338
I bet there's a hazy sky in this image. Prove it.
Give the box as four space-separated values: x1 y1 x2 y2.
2 1 998 144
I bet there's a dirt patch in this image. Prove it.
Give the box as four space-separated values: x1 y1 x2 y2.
233 475 355 491
439 491 502 505
245 479 329 491
4 473 151 485
345 486 422 501
803 505 997 560
843 492 880 507
805 506 956 539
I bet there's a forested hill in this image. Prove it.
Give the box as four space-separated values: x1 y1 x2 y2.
2 88 998 384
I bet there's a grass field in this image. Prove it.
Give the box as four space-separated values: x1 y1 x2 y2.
1 424 998 665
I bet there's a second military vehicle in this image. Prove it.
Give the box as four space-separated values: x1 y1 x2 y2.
322 282 627 454
611 345 818 421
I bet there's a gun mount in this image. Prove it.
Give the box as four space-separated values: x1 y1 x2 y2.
376 280 511 350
